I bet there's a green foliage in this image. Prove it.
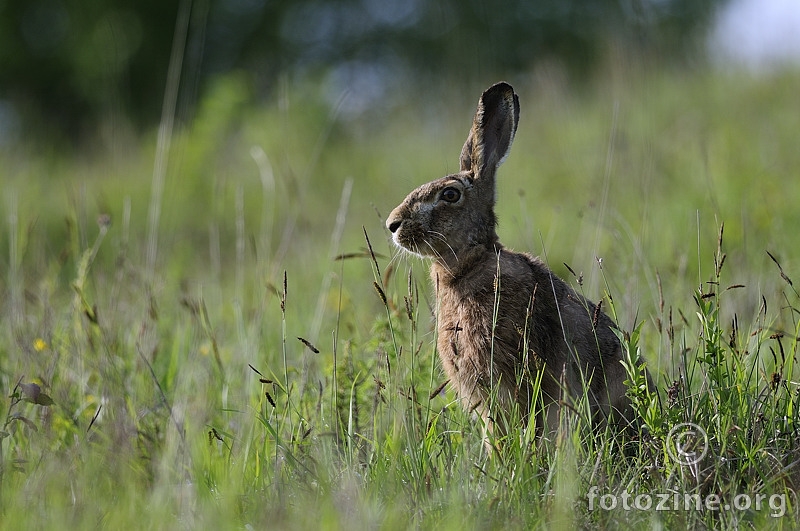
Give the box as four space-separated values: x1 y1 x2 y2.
610 223 800 528
1 68 800 528
0 0 723 144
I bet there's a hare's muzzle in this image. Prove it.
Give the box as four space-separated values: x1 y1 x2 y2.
386 205 417 254
386 205 404 236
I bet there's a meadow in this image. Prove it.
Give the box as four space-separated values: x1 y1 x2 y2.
1 64 800 529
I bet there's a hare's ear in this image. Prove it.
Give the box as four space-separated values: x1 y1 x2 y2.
460 82 520 176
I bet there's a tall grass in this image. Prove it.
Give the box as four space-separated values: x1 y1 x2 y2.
1 67 799 529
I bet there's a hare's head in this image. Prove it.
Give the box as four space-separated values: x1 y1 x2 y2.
386 82 520 265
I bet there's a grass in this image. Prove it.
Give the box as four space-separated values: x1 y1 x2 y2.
1 65 800 529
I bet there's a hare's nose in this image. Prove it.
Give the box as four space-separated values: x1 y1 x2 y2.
388 219 402 233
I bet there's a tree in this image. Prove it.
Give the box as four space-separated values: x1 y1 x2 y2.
0 0 724 146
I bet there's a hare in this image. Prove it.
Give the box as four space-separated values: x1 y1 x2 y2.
386 82 651 446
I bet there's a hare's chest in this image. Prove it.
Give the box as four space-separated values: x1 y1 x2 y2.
435 292 494 375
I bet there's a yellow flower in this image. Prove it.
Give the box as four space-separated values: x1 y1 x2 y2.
33 338 48 352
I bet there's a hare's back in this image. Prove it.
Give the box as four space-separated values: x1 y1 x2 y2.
511 251 622 360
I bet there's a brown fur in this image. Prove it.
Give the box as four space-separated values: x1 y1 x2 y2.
386 82 651 446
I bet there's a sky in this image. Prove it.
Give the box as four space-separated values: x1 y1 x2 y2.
709 0 800 70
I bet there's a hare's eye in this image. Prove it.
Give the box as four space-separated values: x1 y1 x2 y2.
440 187 461 203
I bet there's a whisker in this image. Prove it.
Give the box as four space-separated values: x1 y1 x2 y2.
423 240 454 278
387 241 407 265
428 231 458 264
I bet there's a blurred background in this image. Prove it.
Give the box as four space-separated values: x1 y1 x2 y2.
1 0 799 333
2 0 799 149
3 3 800 526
